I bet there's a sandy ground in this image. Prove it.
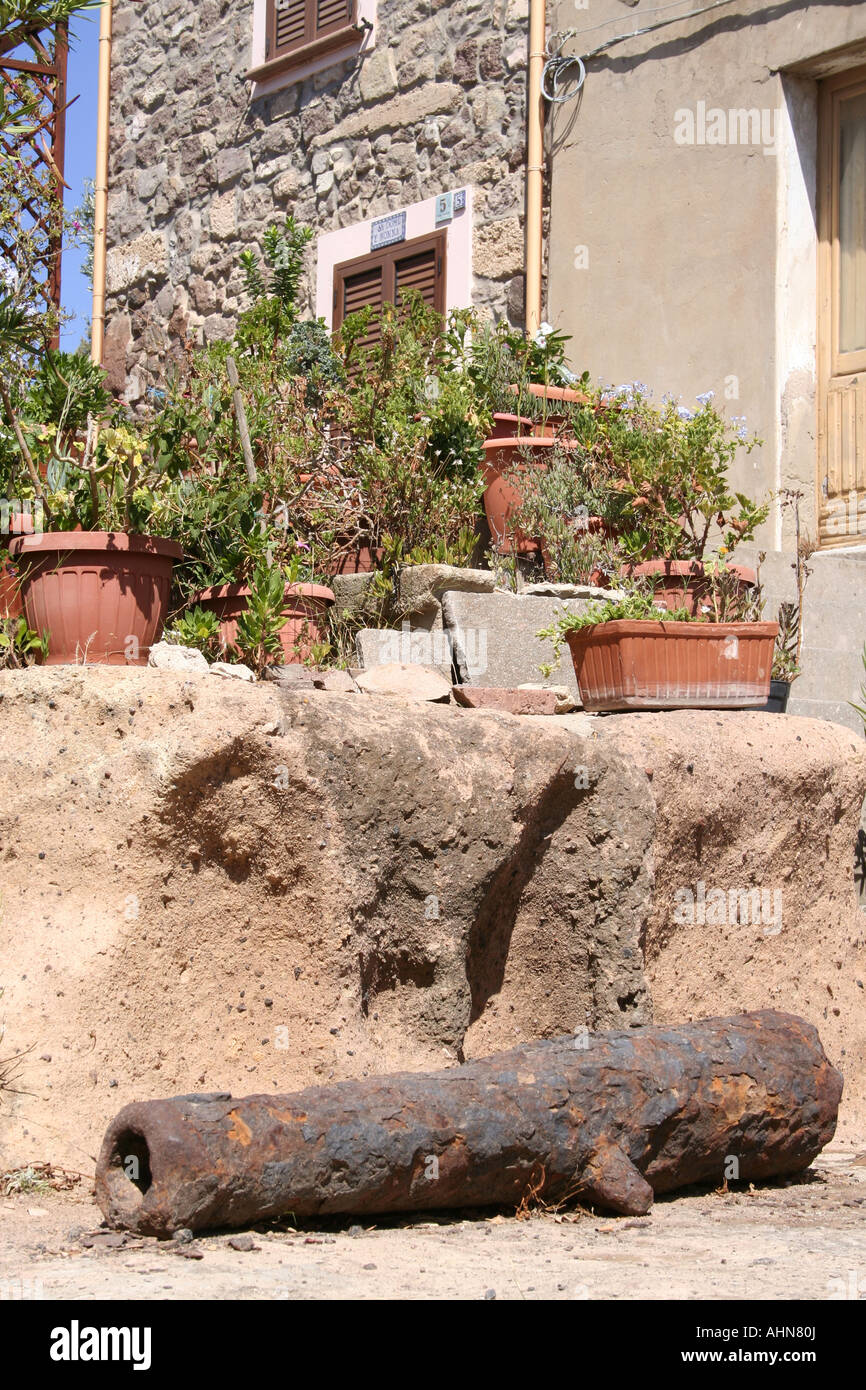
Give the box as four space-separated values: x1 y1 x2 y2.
1 1149 864 1301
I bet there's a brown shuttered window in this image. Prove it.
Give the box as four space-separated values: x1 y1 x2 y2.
267 0 356 61
332 232 447 346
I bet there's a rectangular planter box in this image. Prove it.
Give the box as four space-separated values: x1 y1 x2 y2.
565 620 778 711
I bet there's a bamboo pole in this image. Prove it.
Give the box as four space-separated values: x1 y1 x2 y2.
90 0 113 366
525 0 546 338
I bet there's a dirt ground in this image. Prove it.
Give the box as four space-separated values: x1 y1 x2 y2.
1 1148 864 1301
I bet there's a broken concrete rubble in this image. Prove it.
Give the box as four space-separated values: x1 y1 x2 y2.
452 685 558 715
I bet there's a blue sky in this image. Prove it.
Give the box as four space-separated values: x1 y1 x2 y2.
60 10 99 350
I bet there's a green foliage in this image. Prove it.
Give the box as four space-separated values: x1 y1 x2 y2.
771 600 800 683
539 587 692 642
236 216 314 351
164 605 222 660
24 349 112 435
594 389 768 562
456 317 581 415
0 614 48 668
505 440 627 585
281 318 345 405
234 563 289 674
853 645 866 731
0 1 100 62
0 3 97 372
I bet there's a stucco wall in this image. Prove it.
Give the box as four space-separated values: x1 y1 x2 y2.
105 0 532 402
547 0 866 550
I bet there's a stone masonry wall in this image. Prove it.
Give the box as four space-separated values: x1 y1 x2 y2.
106 0 533 402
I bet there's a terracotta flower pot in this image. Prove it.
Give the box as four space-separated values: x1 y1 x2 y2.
508 383 589 439
481 435 567 554
488 412 534 440
192 581 334 664
510 383 589 406
565 619 778 711
324 543 384 576
9 531 181 665
623 558 757 618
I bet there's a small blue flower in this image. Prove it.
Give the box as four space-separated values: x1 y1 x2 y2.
677 406 694 421
696 390 715 406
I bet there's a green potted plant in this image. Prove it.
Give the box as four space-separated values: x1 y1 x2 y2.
460 320 590 555
497 436 629 578
539 583 777 711
758 489 814 713
5 352 182 665
603 389 768 614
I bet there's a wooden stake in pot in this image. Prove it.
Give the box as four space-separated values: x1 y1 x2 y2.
225 355 257 485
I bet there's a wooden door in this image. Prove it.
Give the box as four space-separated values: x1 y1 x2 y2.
818 65 866 545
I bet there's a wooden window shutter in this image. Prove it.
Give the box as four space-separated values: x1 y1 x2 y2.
315 0 354 41
336 263 385 350
332 231 447 345
394 243 441 313
268 0 355 58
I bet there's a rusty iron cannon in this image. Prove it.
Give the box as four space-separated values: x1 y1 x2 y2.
95 1010 841 1236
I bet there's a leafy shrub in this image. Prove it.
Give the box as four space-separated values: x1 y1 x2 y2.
165 606 222 661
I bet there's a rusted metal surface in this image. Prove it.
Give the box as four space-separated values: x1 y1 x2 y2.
95 1010 842 1236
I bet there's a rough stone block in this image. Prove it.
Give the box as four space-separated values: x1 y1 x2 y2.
356 626 453 680
441 590 618 697
210 661 256 681
330 572 381 622
263 665 315 689
217 146 252 186
148 642 208 674
359 48 399 102
472 217 524 279
312 669 358 693
105 231 167 293
397 564 496 630
355 662 451 702
3 668 866 1171
209 190 237 240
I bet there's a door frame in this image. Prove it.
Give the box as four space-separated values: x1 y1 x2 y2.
817 63 866 547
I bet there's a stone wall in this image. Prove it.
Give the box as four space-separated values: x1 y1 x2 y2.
106 0 533 402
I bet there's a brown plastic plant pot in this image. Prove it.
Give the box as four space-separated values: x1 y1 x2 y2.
481 435 575 555
623 558 757 618
191 581 335 665
324 543 384 576
9 531 182 665
565 619 778 712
